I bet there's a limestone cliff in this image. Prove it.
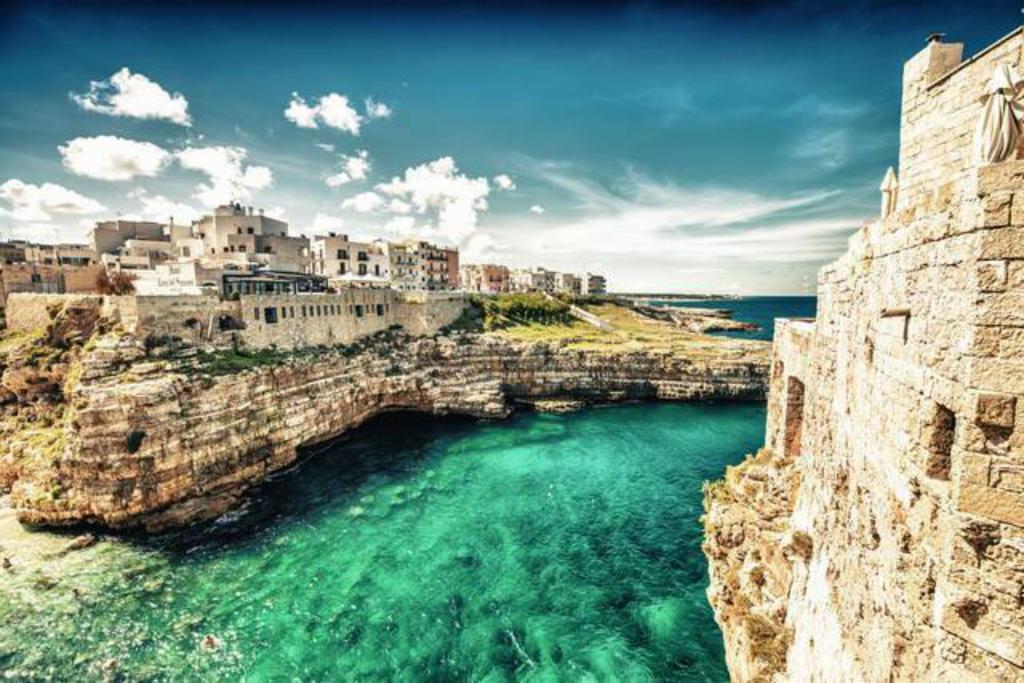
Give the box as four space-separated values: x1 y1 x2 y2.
703 29 1024 683
1 314 767 531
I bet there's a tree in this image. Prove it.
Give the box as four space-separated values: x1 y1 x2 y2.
96 269 137 295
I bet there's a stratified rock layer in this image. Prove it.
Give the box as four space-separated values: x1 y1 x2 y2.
11 330 767 531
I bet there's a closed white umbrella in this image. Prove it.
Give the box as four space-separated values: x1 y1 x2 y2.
975 64 1024 164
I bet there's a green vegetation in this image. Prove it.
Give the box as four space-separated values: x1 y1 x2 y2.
191 347 294 376
489 298 758 359
475 293 572 330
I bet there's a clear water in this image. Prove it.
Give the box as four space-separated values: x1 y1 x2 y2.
651 295 817 341
0 402 765 681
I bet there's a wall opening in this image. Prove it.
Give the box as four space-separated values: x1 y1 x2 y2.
924 402 955 480
784 376 806 457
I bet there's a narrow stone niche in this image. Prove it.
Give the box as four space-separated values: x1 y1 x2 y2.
924 402 955 480
784 377 806 457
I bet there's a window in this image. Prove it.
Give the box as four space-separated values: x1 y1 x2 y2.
357 251 368 261
247 227 254 234
237 228 242 234
301 305 307 317
254 307 260 319
340 263 347 275
355 304 364 318
238 245 246 253
337 249 348 259
264 307 278 324
925 403 955 480
374 264 381 276
376 304 385 316
290 306 295 318
784 377 805 457
30 273 42 283
359 264 367 276
282 307 288 319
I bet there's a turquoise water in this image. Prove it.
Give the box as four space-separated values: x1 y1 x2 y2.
1 402 765 681
653 296 817 341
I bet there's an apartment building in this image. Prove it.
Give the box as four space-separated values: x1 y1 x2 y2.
460 264 510 293
309 233 390 288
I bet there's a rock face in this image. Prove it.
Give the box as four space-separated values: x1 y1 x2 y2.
10 329 767 531
704 30 1024 682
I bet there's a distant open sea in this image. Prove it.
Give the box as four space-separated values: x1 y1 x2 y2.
650 295 817 341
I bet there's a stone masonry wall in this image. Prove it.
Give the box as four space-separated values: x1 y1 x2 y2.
705 28 1024 682
10 290 467 351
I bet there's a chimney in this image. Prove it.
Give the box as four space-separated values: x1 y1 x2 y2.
258 208 264 216
248 206 254 216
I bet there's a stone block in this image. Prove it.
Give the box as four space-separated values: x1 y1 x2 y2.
979 227 1024 259
975 393 1017 429
976 260 1008 293
981 193 1012 228
958 483 1024 527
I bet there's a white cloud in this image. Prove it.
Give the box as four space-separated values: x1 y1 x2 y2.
529 204 546 214
4 223 63 243
375 156 490 244
478 163 857 291
59 135 171 181
365 98 393 119
493 174 516 191
265 206 286 220
325 149 370 188
342 191 385 213
286 92 388 135
792 128 850 169
176 146 273 207
383 215 415 235
71 67 191 126
311 212 346 232
0 179 105 222
130 188 201 223
316 143 336 153
387 199 412 214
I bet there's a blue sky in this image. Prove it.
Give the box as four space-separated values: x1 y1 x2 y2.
0 1 1014 293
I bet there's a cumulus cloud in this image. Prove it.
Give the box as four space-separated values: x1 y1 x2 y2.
529 204 546 214
325 149 370 188
342 191 385 213
71 67 191 126
0 179 105 222
312 212 346 232
493 174 516 191
365 98 393 120
285 92 391 135
375 156 490 243
176 146 273 207
59 135 171 181
130 188 201 223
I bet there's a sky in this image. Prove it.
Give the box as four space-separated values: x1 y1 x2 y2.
0 1 1015 294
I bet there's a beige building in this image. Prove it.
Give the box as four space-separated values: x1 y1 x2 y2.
390 239 459 291
460 264 510 293
580 272 606 295
0 240 103 319
511 267 556 293
186 204 309 273
555 272 581 294
309 233 390 288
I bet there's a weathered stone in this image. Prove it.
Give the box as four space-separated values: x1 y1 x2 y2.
975 393 1017 429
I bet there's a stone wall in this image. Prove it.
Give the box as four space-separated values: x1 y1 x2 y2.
10 290 468 350
704 29 1024 682
5 294 104 333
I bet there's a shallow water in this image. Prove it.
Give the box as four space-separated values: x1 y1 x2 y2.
1 402 765 681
